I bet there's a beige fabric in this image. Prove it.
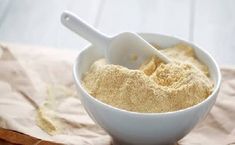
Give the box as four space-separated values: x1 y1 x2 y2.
0 43 234 145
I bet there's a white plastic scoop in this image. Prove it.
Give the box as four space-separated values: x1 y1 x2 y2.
61 11 171 69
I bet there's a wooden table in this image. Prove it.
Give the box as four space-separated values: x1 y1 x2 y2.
0 128 61 145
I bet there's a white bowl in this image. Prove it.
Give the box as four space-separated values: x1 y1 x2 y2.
73 33 221 145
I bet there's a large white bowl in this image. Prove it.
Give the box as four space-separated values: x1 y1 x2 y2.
73 33 221 145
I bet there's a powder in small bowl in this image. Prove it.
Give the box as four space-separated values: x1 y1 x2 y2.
82 43 213 113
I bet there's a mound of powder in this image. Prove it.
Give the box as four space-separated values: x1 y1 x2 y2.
82 43 214 113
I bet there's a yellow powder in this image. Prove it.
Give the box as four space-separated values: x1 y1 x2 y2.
36 108 57 135
36 85 76 135
82 43 214 113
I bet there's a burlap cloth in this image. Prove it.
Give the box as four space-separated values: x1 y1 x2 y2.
0 43 234 145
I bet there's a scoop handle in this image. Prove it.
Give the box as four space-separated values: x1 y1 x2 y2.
61 11 110 49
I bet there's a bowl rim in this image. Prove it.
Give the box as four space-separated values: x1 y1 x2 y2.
73 32 222 116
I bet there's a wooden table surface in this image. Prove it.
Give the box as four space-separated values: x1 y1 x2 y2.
0 128 61 145
0 0 234 65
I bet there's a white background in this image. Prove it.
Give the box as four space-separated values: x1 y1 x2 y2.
0 0 234 65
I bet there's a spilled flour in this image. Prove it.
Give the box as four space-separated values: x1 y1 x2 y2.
36 85 76 134
82 43 214 113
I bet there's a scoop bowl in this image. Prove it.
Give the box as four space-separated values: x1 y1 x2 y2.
73 33 221 145
61 11 170 69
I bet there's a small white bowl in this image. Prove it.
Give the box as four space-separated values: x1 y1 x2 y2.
73 33 221 145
